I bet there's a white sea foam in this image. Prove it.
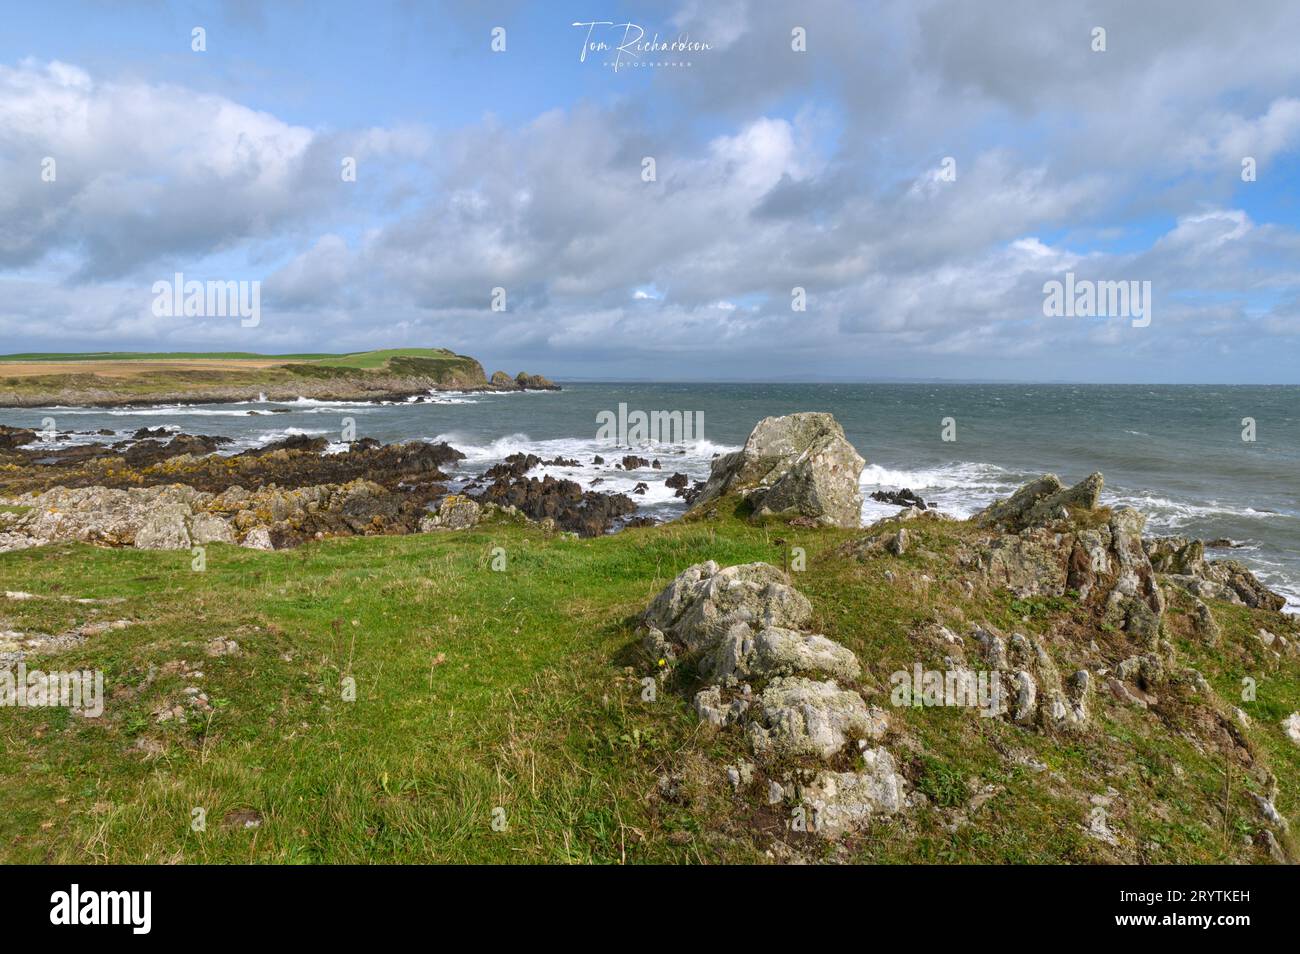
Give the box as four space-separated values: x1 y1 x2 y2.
432 431 736 510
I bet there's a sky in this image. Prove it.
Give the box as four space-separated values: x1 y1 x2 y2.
1 0 1299 382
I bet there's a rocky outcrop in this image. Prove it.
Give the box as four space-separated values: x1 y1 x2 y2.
0 478 446 552
0 425 37 450
969 626 1094 732
641 561 905 839
0 432 463 497
418 494 481 531
949 475 1167 642
1160 557 1287 612
1144 536 1205 575
689 413 865 528
514 372 559 391
471 473 637 537
870 489 928 510
975 472 1103 531
488 370 558 391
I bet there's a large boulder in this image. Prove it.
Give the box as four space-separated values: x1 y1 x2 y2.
690 413 865 528
418 494 482 531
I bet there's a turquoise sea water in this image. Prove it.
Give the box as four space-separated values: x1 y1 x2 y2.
8 382 1299 610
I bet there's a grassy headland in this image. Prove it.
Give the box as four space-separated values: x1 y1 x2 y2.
0 349 555 407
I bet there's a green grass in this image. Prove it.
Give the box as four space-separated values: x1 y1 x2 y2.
305 349 463 370
1 511 1294 864
0 353 336 362
0 349 493 404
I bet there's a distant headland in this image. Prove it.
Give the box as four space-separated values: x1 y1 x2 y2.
0 349 558 407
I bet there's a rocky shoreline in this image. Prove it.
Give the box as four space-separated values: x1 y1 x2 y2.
0 423 680 550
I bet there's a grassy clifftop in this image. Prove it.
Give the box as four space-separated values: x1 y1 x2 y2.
1 504 1295 863
0 349 550 406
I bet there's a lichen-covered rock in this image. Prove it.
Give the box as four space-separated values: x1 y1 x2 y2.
690 413 865 528
976 473 1102 531
801 749 907 838
747 677 887 759
1283 713 1300 748
240 527 274 550
643 561 812 654
419 494 481 531
1144 536 1205 575
190 512 236 545
11 485 208 549
1101 508 1165 642
694 686 751 727
134 502 193 550
975 530 1069 597
706 624 861 683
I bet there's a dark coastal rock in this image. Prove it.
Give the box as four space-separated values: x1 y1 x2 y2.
515 372 559 390
621 455 650 470
483 453 541 481
633 482 648 495
682 480 708 504
593 455 605 465
124 433 234 466
471 474 637 537
0 425 38 450
0 430 464 496
870 488 928 510
665 472 689 490
243 433 327 455
487 370 557 391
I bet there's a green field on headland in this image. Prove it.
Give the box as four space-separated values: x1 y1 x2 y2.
0 349 553 407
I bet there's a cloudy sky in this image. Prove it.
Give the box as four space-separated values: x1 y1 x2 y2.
2 0 1299 382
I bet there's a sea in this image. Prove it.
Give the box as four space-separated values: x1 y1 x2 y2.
6 382 1298 612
